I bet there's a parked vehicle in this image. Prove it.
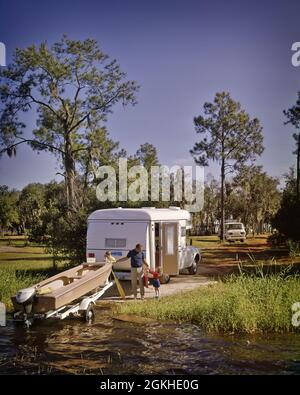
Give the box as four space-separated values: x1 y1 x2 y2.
86 207 201 280
224 221 246 242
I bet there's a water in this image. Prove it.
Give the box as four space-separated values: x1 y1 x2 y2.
0 308 300 375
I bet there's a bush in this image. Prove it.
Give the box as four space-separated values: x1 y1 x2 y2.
272 183 300 242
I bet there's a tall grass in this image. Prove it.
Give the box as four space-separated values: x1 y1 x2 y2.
0 267 45 310
117 265 300 334
288 240 300 260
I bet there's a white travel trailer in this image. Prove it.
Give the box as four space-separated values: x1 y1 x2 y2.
86 207 201 280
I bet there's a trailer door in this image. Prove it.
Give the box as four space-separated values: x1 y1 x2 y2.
162 222 179 275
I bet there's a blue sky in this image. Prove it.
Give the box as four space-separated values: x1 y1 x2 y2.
0 0 300 189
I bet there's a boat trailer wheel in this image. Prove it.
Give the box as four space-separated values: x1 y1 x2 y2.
84 303 95 322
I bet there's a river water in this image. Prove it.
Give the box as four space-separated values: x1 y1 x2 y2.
0 308 300 375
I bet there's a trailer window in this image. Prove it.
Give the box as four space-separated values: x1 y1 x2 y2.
166 225 174 255
105 238 126 248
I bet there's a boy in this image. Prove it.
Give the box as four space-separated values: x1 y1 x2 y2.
149 267 161 299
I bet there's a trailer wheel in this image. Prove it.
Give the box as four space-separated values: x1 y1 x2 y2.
84 303 95 322
159 274 170 284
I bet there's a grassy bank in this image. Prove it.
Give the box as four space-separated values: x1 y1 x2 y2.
0 241 64 310
117 270 300 334
0 268 46 309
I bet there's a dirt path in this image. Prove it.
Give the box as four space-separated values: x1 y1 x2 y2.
98 275 216 305
195 235 295 277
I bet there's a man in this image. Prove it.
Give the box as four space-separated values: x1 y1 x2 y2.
117 243 149 300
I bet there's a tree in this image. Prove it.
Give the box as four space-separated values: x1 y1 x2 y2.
18 183 45 234
231 165 281 234
0 35 139 210
283 92 300 200
0 185 19 235
135 143 159 169
77 126 126 206
133 143 161 206
190 92 264 241
26 181 89 266
272 169 300 241
192 177 220 235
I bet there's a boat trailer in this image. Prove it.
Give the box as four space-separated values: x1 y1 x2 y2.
13 280 114 327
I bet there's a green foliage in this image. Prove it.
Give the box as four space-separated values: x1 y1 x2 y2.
229 165 281 233
26 181 89 265
192 177 220 234
190 92 264 168
0 185 20 233
192 165 281 235
135 143 160 169
284 92 300 198
272 169 300 241
0 35 139 210
284 91 300 129
0 267 45 309
18 183 45 234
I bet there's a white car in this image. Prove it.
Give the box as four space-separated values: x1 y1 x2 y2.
224 222 246 242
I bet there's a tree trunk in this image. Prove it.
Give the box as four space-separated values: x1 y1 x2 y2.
220 157 226 242
65 160 76 209
64 133 76 210
297 133 300 201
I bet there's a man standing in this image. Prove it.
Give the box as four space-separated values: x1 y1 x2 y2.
117 244 148 300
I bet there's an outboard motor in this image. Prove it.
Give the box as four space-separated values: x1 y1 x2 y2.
15 287 36 314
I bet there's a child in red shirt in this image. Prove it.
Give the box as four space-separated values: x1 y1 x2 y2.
149 267 161 299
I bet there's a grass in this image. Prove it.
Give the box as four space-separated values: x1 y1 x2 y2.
117 265 300 334
0 235 45 248
0 267 46 309
0 250 53 270
0 239 65 310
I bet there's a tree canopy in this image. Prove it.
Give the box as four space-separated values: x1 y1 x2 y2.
0 35 139 209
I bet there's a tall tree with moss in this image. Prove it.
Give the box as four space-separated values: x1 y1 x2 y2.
190 92 264 241
0 35 139 211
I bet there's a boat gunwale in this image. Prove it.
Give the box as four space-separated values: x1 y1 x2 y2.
35 262 113 300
